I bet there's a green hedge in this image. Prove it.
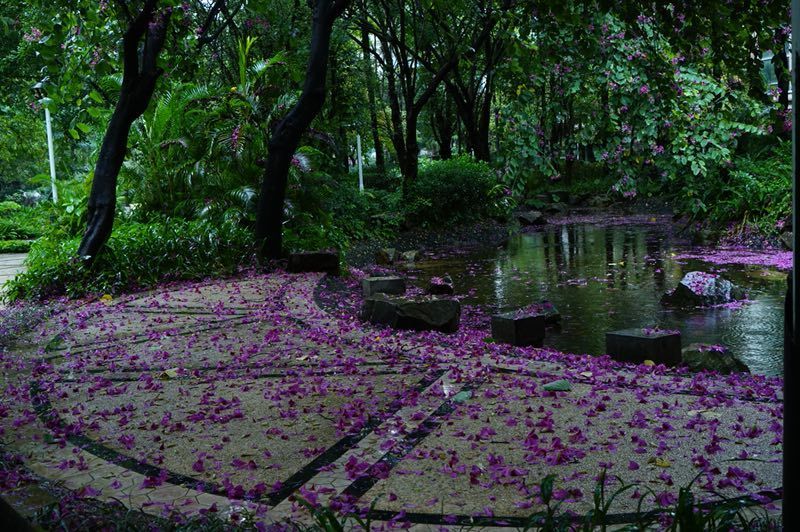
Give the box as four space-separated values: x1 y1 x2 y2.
5 218 255 301
406 156 496 226
0 240 32 253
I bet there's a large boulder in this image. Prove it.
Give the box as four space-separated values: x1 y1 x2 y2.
287 250 340 275
661 271 745 307
517 210 546 226
681 343 750 374
360 294 460 333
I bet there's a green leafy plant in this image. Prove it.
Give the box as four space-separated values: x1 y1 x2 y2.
406 155 497 226
4 218 254 301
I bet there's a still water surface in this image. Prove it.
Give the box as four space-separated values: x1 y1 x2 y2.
412 222 786 376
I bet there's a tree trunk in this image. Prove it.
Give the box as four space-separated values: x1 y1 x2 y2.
361 26 385 173
254 0 349 262
400 111 419 195
77 1 170 264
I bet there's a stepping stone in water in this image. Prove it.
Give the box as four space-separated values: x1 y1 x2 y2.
288 250 340 275
362 276 406 297
360 294 461 333
606 327 681 366
428 274 454 295
491 311 545 347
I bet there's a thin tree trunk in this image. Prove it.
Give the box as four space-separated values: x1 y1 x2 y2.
361 26 385 173
254 0 349 261
77 1 170 264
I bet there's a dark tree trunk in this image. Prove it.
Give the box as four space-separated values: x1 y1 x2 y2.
361 26 385 173
327 46 350 173
254 0 349 262
77 1 170 264
430 91 454 159
400 111 419 195
773 33 790 138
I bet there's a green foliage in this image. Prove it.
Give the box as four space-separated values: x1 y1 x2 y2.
4 218 254 301
496 7 772 210
685 140 791 232
0 109 49 197
0 203 50 240
0 240 31 253
362 168 401 191
406 156 500 226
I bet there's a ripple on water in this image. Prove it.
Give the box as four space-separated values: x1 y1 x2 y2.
409 223 787 376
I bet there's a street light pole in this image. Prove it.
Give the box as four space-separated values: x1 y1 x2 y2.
44 105 58 204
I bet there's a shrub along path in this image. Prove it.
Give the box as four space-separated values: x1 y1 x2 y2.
0 271 783 528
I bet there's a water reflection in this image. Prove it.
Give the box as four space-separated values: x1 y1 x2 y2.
414 223 786 376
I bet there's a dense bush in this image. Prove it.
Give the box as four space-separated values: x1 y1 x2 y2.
406 156 498 226
0 240 31 253
693 140 791 233
0 202 51 242
4 218 254 301
362 168 401 191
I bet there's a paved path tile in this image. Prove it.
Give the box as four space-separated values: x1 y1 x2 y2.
0 271 783 529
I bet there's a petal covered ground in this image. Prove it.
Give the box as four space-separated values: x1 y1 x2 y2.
0 270 783 528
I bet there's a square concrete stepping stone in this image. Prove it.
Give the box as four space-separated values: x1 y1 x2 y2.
288 250 340 275
606 328 681 365
362 276 406 297
491 311 545 347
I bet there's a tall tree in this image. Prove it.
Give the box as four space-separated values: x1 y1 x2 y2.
254 0 350 261
78 0 170 263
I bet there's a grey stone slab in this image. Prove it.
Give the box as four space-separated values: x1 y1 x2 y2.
606 328 682 366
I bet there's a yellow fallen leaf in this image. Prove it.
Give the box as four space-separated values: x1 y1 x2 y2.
643 360 655 366
158 368 179 380
648 457 671 468
100 294 113 305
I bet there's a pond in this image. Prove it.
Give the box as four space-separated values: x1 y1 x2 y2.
409 218 787 376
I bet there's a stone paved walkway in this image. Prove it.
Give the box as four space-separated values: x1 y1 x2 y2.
0 253 26 303
0 271 783 529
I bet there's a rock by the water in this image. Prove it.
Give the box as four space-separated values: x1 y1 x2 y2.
780 231 793 251
661 271 745 307
400 250 420 262
491 311 545 347
681 343 750 374
287 250 340 275
428 274 454 295
517 210 546 226
360 294 461 333
362 276 406 297
376 248 398 265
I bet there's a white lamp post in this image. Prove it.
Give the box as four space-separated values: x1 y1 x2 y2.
357 133 364 193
